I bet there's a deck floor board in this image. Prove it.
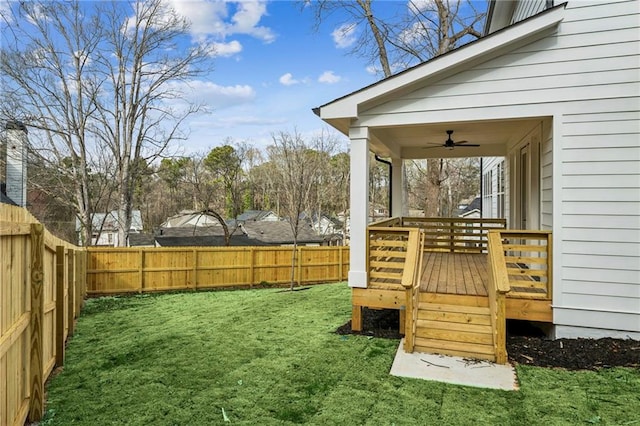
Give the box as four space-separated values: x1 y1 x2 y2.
420 252 488 296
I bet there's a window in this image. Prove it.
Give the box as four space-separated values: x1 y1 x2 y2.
497 161 505 218
482 170 493 217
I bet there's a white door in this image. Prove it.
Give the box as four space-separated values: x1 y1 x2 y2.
511 125 540 230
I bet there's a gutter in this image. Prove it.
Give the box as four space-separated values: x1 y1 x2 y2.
374 155 392 217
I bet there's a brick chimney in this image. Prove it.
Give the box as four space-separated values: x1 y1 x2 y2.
5 121 28 207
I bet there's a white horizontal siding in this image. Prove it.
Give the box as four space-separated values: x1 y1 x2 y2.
554 309 640 335
564 280 640 299
563 240 640 257
563 160 640 175
562 215 640 229
559 292 640 314
562 201 639 216
564 267 640 286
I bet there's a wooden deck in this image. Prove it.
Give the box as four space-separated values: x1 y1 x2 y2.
415 250 552 324
356 219 554 362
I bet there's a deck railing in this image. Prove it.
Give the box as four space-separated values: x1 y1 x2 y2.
487 231 511 364
487 230 553 363
366 221 415 291
498 230 553 300
402 230 425 353
402 217 507 253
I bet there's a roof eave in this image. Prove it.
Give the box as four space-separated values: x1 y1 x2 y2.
316 3 566 134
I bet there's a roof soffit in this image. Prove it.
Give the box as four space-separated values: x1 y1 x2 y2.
319 3 566 129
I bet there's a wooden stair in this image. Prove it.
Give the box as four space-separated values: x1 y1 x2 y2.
414 293 496 362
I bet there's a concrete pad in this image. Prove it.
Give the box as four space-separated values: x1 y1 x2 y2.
390 339 519 391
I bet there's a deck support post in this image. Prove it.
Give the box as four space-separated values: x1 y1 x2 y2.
351 305 363 331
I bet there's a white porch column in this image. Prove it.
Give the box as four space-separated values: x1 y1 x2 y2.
391 158 406 217
348 126 370 288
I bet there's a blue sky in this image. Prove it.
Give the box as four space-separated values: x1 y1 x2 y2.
168 0 406 154
1 0 487 155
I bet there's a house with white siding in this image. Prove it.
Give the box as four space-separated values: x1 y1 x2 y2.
316 0 639 354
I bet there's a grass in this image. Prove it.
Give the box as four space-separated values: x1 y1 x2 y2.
43 283 640 425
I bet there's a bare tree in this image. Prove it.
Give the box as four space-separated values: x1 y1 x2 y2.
0 1 104 244
305 0 485 217
1 0 213 245
92 0 212 246
268 129 337 290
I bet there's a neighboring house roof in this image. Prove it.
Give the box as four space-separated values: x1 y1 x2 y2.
241 221 324 245
236 210 278 222
76 210 143 232
161 210 223 228
299 212 343 227
128 233 156 247
155 225 261 247
456 197 482 217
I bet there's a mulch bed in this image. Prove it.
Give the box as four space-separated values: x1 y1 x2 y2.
335 308 640 371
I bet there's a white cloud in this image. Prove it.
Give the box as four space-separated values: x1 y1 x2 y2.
318 71 341 84
331 23 357 49
209 40 243 57
166 0 228 37
229 1 275 43
171 80 256 109
279 73 299 86
123 1 275 59
408 0 438 14
165 0 275 44
399 21 431 46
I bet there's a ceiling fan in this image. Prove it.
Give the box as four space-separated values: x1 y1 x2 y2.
424 130 480 150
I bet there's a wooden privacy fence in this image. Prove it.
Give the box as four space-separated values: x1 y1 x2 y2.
0 204 86 425
87 245 349 295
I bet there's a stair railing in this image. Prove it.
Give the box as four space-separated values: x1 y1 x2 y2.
487 231 511 364
402 228 424 353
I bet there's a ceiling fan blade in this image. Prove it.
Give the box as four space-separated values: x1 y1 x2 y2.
454 143 480 147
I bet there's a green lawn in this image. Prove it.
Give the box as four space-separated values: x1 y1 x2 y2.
43 283 640 425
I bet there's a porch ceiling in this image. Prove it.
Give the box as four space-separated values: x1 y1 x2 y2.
368 118 541 159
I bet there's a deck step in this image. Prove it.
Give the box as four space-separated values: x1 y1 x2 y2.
414 338 496 361
412 295 497 362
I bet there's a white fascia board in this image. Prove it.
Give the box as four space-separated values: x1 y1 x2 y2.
319 4 566 122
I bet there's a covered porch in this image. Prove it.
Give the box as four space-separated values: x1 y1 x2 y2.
313 8 566 363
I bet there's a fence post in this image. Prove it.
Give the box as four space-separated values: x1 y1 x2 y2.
138 249 144 293
297 246 303 285
338 246 343 281
67 249 75 337
192 248 198 290
55 246 66 367
28 223 44 422
75 250 84 315
81 250 87 301
249 247 255 288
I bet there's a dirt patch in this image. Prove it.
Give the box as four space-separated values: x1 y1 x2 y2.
335 308 640 371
